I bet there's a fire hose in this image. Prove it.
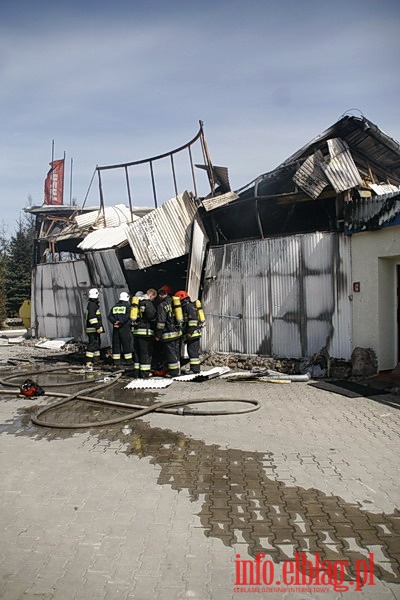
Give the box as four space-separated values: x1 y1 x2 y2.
0 366 260 429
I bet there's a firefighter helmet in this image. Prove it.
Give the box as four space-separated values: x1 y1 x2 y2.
88 288 99 299
119 292 130 302
160 284 172 295
175 290 189 301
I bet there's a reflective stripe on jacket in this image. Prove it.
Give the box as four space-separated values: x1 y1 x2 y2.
85 299 103 333
182 297 202 339
133 298 157 337
156 296 181 341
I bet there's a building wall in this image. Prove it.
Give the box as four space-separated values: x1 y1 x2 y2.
202 232 352 359
351 225 400 370
31 253 127 347
32 260 91 341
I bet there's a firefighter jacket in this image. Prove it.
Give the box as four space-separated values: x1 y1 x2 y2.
133 297 157 337
86 299 103 334
181 297 202 339
156 295 182 341
108 300 131 328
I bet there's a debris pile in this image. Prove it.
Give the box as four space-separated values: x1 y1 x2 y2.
202 351 352 379
203 352 300 373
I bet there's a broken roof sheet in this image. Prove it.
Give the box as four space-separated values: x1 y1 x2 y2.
77 223 129 250
369 183 400 195
75 204 138 228
345 191 400 233
238 115 400 199
292 149 328 199
125 191 197 269
321 138 363 192
201 191 240 211
280 115 400 175
43 204 149 243
292 138 363 199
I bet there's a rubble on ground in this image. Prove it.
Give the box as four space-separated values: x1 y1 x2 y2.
202 351 352 379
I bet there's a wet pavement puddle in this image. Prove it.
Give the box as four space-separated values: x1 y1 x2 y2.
1 379 399 587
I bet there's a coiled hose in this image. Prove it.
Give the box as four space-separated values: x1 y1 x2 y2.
0 366 260 429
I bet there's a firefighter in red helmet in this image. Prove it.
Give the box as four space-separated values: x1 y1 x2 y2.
155 287 181 377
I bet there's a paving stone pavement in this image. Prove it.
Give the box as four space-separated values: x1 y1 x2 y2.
0 361 400 600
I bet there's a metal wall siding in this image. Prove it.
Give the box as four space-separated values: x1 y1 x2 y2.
187 219 208 300
32 259 126 347
33 261 91 340
202 232 351 359
85 250 126 287
329 234 352 358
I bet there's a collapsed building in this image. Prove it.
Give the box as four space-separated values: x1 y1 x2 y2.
27 115 400 370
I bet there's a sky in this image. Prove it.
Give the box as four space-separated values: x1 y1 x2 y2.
1 0 399 234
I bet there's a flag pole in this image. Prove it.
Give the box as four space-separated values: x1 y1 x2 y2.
50 140 55 203
69 157 73 205
62 150 66 205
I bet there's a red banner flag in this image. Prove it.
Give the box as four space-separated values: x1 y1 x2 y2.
44 158 64 205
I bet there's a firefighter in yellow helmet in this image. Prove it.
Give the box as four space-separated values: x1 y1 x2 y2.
174 290 204 374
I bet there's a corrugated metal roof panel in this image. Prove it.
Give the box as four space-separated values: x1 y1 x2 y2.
240 116 400 200
369 183 400 195
201 191 239 212
202 233 351 359
77 224 128 250
292 150 328 199
85 249 127 287
293 139 362 199
321 138 363 192
345 192 400 232
125 191 197 269
75 204 138 228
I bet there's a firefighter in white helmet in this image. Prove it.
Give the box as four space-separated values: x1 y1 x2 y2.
108 291 133 369
85 288 103 369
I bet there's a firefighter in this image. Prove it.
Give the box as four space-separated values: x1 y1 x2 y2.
133 288 157 378
174 290 204 374
152 285 173 375
155 287 181 377
153 284 173 308
131 290 144 377
108 291 133 369
85 288 103 369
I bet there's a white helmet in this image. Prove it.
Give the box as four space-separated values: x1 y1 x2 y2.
88 288 99 299
119 292 130 302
